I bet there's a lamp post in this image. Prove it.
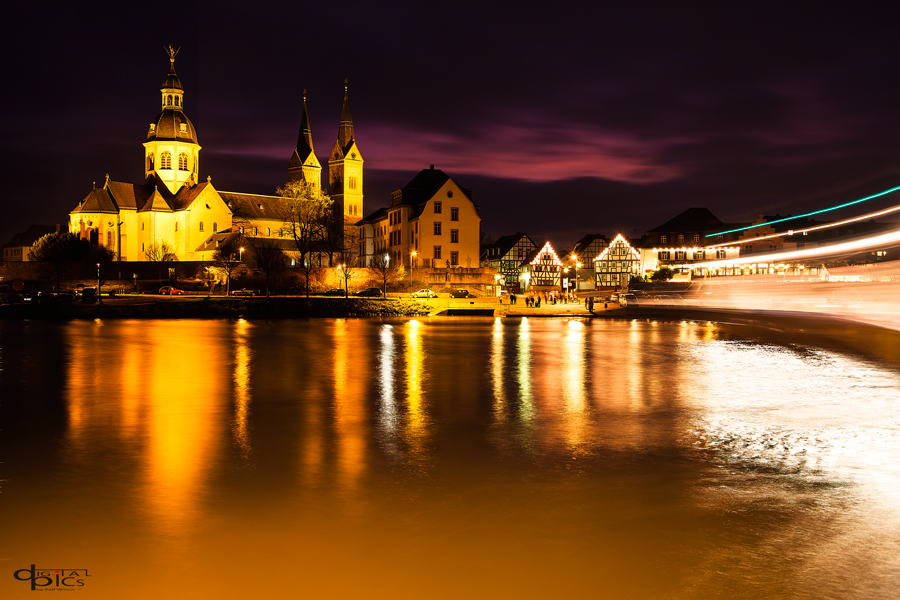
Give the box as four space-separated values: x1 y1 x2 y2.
239 247 244 262
341 264 348 296
409 251 417 295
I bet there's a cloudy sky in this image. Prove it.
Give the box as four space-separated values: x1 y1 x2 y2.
4 2 900 249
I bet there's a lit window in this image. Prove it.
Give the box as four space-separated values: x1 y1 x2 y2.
175 96 180 107
451 229 459 243
178 153 189 171
658 251 669 260
160 152 172 170
451 207 459 221
179 123 187 133
199 222 204 232
716 250 726 259
693 234 700 245
266 227 270 236
434 222 442 235
253 227 258 236
167 95 173 106
213 222 217 232
434 201 442 214
660 235 667 244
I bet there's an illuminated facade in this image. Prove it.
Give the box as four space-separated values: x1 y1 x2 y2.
525 241 563 289
481 232 539 291
67 49 360 263
594 234 640 288
357 166 481 269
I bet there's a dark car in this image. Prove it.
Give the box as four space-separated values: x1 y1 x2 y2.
159 286 184 295
354 287 383 297
450 289 473 298
323 288 347 297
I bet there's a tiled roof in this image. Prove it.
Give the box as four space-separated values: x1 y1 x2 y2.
220 191 290 222
2 224 58 249
646 207 726 233
75 187 119 213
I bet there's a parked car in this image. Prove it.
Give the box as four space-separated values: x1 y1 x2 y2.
323 288 347 297
354 287 383 297
232 288 256 296
619 293 637 306
159 286 184 295
450 289 473 298
412 289 437 299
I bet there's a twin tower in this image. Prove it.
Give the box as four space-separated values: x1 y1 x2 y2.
288 81 364 224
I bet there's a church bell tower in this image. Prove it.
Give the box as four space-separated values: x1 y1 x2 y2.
328 79 364 222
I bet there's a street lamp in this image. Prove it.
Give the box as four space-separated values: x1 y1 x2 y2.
239 247 244 262
410 251 417 295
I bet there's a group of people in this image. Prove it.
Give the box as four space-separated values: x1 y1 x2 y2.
506 290 582 308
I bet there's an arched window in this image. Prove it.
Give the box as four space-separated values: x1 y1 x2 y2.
199 222 204 232
178 153 189 171
175 222 178 232
175 96 180 107
147 153 154 170
265 227 270 236
253 227 258 236
213 222 217 232
106 231 113 247
239 226 244 235
167 95 173 106
160 152 172 170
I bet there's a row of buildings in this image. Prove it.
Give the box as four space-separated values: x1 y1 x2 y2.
4 48 896 293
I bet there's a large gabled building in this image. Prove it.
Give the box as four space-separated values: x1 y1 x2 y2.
357 166 481 269
481 232 539 291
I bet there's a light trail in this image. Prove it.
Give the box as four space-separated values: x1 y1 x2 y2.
707 184 900 238
691 225 900 268
704 201 900 248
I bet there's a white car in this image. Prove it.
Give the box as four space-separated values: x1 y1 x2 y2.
411 289 437 299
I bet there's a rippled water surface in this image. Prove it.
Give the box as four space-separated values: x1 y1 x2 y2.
1 317 899 599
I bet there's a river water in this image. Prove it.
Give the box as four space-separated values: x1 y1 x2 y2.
1 317 899 599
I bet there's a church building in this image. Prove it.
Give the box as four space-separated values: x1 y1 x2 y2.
68 48 364 264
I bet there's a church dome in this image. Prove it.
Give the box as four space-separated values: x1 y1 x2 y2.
147 108 198 144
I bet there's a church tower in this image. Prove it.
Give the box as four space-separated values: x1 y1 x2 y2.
143 46 201 194
328 80 364 222
288 91 322 192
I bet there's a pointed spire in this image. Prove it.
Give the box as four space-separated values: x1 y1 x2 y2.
297 89 314 154
337 78 354 149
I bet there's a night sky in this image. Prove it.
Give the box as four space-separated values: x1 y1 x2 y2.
4 2 900 250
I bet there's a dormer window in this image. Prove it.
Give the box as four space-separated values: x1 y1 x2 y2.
179 123 187 133
149 123 156 131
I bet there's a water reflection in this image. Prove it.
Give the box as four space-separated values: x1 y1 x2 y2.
6 317 898 598
232 318 252 461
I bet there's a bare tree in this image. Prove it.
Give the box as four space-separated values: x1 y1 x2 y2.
212 236 246 296
248 238 288 296
370 252 397 297
276 180 333 297
145 240 175 279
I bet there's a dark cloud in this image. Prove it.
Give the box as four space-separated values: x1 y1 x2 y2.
3 2 900 247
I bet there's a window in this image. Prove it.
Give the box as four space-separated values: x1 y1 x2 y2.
660 235 667 244
147 153 154 170
213 222 217 232
349 176 356 190
175 222 178 232
716 250 726 259
179 123 187 133
677 234 684 245
693 234 700 245
253 227 258 236
239 226 244 235
141 223 145 230
434 245 442 260
693 251 704 260
451 207 459 221
434 201 442 214
167 95 173 106
266 227 270 236
199 222 204 232
434 222 442 235
450 251 459 266
451 229 459 243
175 96 180 107
675 251 685 260
160 152 172 170
658 251 670 260
142 243 145 252
107 231 113 247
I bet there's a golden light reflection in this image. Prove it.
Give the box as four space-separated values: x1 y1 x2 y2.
404 319 430 462
516 318 535 422
560 320 589 448
490 318 507 422
331 319 367 499
232 318 252 461
377 324 400 455
142 322 225 535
